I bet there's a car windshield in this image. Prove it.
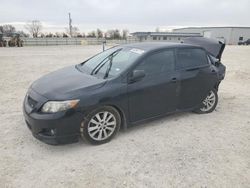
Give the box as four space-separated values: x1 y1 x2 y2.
77 47 144 79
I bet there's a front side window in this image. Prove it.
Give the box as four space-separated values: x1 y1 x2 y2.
176 48 208 70
136 50 175 75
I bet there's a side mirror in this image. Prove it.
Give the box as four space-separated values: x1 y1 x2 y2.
129 70 145 83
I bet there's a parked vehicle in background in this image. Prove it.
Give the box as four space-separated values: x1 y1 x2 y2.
0 33 7 47
238 39 250 45
23 37 226 145
8 33 23 47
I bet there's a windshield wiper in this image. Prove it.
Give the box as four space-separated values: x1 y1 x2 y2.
104 56 113 79
90 58 109 75
90 49 121 76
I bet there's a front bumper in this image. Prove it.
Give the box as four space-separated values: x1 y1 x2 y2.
23 89 83 145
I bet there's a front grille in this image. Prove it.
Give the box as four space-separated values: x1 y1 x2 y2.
27 95 37 109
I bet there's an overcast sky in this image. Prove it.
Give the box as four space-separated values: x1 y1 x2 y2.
0 0 250 33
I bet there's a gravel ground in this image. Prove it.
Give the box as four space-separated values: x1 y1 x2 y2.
0 45 249 188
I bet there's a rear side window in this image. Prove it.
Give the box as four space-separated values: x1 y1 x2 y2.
136 50 175 75
176 48 208 70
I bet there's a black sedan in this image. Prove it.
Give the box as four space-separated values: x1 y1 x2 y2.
23 38 226 145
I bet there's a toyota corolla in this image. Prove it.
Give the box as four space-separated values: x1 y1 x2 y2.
23 37 226 145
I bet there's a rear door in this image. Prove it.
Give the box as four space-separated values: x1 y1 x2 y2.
127 49 179 122
176 47 218 110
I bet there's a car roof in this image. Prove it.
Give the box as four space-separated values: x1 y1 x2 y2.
119 42 199 52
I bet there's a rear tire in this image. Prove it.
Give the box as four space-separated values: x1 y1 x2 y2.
80 106 121 145
193 89 218 114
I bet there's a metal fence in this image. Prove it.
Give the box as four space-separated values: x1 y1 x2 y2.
21 38 82 46
20 37 140 46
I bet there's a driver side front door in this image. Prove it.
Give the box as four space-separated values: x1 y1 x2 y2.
127 49 179 123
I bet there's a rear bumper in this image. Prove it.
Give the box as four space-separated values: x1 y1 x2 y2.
23 92 84 145
217 63 226 81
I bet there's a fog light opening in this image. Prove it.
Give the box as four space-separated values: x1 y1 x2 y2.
41 128 56 136
50 129 56 136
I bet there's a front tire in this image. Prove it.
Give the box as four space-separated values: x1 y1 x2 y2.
194 89 218 114
80 106 121 145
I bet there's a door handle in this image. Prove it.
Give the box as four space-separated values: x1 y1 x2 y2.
186 67 199 71
171 77 177 83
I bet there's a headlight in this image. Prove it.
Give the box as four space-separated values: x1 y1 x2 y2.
41 99 79 113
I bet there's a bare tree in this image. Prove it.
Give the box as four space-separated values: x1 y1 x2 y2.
87 31 96 38
122 29 129 39
0 24 16 36
114 29 121 39
40 33 45 38
45 33 53 38
106 29 121 39
17 30 29 37
96 28 103 38
71 26 79 37
55 32 62 38
106 30 114 39
65 26 79 37
25 20 43 38
63 33 69 38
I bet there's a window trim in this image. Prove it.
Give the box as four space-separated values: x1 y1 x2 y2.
174 47 209 71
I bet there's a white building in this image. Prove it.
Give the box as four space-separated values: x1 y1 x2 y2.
173 27 250 45
130 32 202 43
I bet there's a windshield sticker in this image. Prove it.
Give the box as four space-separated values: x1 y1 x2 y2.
130 48 145 55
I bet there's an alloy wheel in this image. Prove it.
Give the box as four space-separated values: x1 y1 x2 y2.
200 91 216 112
87 111 117 141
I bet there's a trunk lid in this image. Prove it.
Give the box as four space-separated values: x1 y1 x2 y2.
183 37 225 60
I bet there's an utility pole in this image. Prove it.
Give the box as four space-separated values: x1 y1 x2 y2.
68 13 72 37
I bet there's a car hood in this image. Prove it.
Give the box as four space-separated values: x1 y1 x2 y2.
183 37 225 60
31 65 107 100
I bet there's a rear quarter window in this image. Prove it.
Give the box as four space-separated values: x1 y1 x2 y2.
176 48 208 70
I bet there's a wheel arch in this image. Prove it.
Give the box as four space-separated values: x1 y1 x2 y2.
107 104 128 130
214 81 221 91
83 103 128 130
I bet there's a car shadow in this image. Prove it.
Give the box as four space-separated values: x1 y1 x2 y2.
120 111 192 134
29 111 194 151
